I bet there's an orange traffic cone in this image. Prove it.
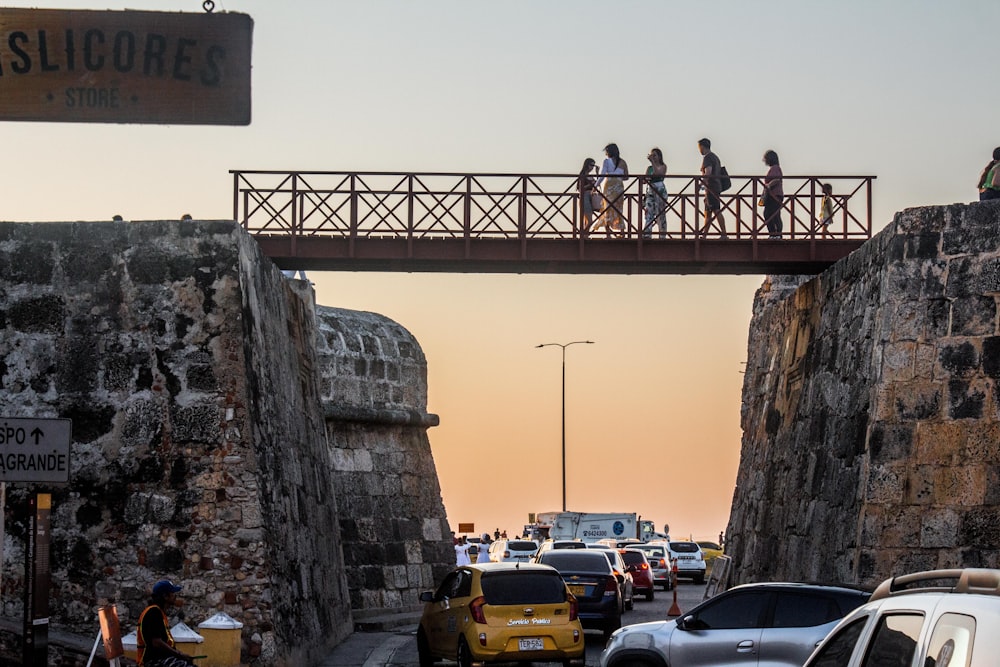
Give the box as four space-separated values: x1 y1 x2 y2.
666 561 682 617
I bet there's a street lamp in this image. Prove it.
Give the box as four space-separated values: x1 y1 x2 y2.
536 340 594 512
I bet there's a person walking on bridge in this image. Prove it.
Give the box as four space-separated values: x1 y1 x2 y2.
578 157 600 233
697 138 727 238
978 147 1000 201
643 148 669 239
761 150 784 238
595 143 629 236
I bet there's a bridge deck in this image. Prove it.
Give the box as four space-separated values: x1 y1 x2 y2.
233 170 875 275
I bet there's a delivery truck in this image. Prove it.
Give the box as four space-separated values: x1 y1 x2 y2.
533 512 666 543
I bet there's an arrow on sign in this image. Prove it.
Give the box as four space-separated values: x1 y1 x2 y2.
30 428 43 445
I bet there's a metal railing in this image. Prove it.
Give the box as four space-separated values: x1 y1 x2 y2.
232 170 875 241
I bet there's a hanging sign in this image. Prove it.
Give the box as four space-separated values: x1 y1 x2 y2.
0 8 253 125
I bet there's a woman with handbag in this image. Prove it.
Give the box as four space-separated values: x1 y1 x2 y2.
978 147 1000 201
578 157 601 234
643 148 668 239
595 143 629 237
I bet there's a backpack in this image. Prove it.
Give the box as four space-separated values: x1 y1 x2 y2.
719 165 732 192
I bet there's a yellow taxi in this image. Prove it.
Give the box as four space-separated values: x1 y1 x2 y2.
696 540 724 572
417 562 585 666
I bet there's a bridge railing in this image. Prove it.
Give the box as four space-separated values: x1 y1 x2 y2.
231 171 875 241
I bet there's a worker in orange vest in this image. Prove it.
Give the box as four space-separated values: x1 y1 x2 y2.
136 579 196 666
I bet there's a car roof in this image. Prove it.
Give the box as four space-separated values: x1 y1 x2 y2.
728 581 871 597
870 567 1000 601
469 562 556 574
540 549 610 561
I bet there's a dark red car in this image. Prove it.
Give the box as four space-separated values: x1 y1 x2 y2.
621 549 655 601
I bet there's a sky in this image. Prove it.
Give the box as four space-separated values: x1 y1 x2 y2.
2 0 998 542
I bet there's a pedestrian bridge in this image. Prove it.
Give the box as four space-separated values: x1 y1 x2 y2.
232 170 876 275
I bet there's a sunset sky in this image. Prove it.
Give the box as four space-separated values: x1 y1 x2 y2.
2 0 998 542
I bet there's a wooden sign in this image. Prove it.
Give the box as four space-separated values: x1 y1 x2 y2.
0 8 252 125
458 523 475 534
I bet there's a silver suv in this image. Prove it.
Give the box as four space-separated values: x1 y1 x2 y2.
601 582 869 667
805 568 1000 667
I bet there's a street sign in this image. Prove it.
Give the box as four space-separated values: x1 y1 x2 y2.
0 8 253 125
0 418 71 483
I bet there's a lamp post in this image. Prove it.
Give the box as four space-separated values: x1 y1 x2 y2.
536 340 594 512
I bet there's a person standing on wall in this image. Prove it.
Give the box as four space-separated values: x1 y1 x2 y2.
137 579 197 666
595 143 629 237
761 150 784 238
978 147 1000 201
697 138 727 238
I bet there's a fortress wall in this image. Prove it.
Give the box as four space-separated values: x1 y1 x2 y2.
729 202 1000 588
0 220 452 664
314 308 453 615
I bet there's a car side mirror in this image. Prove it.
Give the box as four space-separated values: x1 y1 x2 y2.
419 591 434 603
677 614 696 630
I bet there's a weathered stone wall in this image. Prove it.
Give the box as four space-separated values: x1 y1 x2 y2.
315 309 453 615
0 220 452 665
729 201 1000 589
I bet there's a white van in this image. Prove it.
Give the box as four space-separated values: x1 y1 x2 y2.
487 539 539 563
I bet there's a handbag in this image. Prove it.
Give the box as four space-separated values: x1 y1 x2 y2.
591 192 603 210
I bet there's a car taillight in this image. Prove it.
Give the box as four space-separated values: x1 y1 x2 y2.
640 563 649 570
658 558 666 568
470 596 487 624
568 594 579 621
504 551 511 559
604 578 618 597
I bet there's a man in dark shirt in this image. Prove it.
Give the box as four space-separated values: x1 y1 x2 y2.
137 579 196 666
698 138 727 238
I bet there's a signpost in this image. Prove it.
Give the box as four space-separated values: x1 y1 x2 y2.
0 417 71 666
0 8 253 125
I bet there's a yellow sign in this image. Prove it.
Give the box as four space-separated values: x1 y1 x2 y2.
0 8 252 125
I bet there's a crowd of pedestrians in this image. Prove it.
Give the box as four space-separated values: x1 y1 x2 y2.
578 139 841 240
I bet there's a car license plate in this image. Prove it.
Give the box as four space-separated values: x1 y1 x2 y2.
679 555 694 560
569 584 586 596
518 638 544 651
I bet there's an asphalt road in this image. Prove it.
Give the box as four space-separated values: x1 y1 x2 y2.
319 580 709 667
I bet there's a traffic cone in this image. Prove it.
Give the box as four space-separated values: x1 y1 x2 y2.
666 561 682 617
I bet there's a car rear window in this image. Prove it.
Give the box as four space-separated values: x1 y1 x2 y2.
508 541 537 551
480 572 566 605
621 551 646 566
540 552 611 573
670 542 701 553
636 546 665 558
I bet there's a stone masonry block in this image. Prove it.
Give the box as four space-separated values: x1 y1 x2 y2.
893 381 942 421
865 464 906 504
905 466 935 505
933 465 987 506
913 421 964 465
882 342 915 380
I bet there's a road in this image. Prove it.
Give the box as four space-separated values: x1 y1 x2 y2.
320 580 709 666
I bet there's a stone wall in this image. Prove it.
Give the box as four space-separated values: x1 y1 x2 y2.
729 201 1000 589
315 309 452 614
0 220 452 665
